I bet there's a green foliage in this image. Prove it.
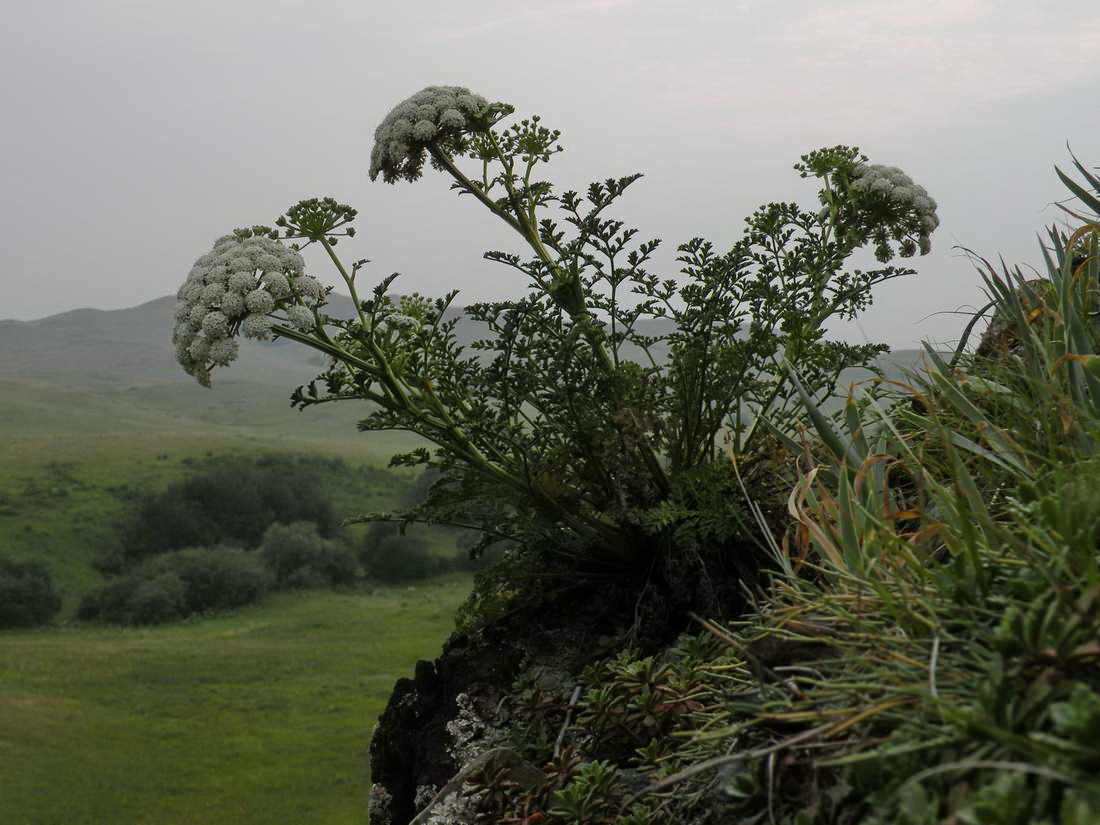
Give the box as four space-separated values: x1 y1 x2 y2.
1050 684 1100 749
458 748 655 825
546 760 637 824
121 455 339 562
451 546 533 636
0 552 61 628
258 521 359 588
576 650 713 759
634 457 786 558
79 546 270 625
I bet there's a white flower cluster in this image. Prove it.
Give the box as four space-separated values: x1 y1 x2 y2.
173 231 323 385
376 312 423 339
850 163 940 254
369 86 493 183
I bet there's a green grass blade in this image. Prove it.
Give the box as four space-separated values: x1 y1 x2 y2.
785 358 861 468
1057 166 1100 216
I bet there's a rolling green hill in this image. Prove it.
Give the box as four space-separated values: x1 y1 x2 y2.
0 295 372 441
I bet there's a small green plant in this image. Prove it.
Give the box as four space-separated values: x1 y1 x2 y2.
574 650 711 759
172 86 938 613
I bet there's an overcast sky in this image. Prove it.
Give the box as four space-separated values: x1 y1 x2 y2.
2 0 1098 349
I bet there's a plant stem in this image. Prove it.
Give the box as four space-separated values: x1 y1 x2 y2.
429 140 671 501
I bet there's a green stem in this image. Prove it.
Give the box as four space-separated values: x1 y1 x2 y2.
290 249 533 498
431 142 617 377
428 145 524 235
319 238 417 413
430 140 671 499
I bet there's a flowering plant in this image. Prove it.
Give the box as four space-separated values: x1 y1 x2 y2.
174 86 938 603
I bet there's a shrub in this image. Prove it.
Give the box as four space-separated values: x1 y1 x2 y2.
360 525 444 584
0 553 62 628
122 455 339 561
124 572 189 625
79 546 270 625
259 521 360 588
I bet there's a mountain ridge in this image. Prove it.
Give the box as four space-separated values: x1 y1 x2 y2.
0 295 932 442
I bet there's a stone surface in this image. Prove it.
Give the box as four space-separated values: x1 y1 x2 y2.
368 631 522 825
367 579 642 825
409 747 545 825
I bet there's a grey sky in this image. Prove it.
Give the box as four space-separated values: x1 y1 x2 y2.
2 0 1099 349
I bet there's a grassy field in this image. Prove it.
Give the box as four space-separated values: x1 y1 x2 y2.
0 580 470 825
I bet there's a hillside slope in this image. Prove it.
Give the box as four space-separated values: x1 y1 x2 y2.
1 295 931 439
0 295 370 439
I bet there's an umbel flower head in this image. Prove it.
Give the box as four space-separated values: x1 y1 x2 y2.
797 147 940 262
369 85 510 183
173 226 323 385
849 163 940 260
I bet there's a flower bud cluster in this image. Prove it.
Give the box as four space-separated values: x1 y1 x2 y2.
173 228 322 385
849 164 940 260
369 86 498 183
277 197 358 244
373 312 423 348
378 313 421 333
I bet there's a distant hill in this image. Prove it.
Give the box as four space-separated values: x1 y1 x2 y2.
0 295 363 437
0 295 937 441
0 295 336 383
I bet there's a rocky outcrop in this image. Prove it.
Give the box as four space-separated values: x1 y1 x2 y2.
409 748 545 825
367 580 638 825
367 534 764 825
367 629 523 825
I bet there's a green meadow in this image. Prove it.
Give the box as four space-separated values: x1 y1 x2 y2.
0 423 468 824
0 580 469 825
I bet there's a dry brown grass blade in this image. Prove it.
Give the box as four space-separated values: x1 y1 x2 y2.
823 697 913 738
787 468 845 570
